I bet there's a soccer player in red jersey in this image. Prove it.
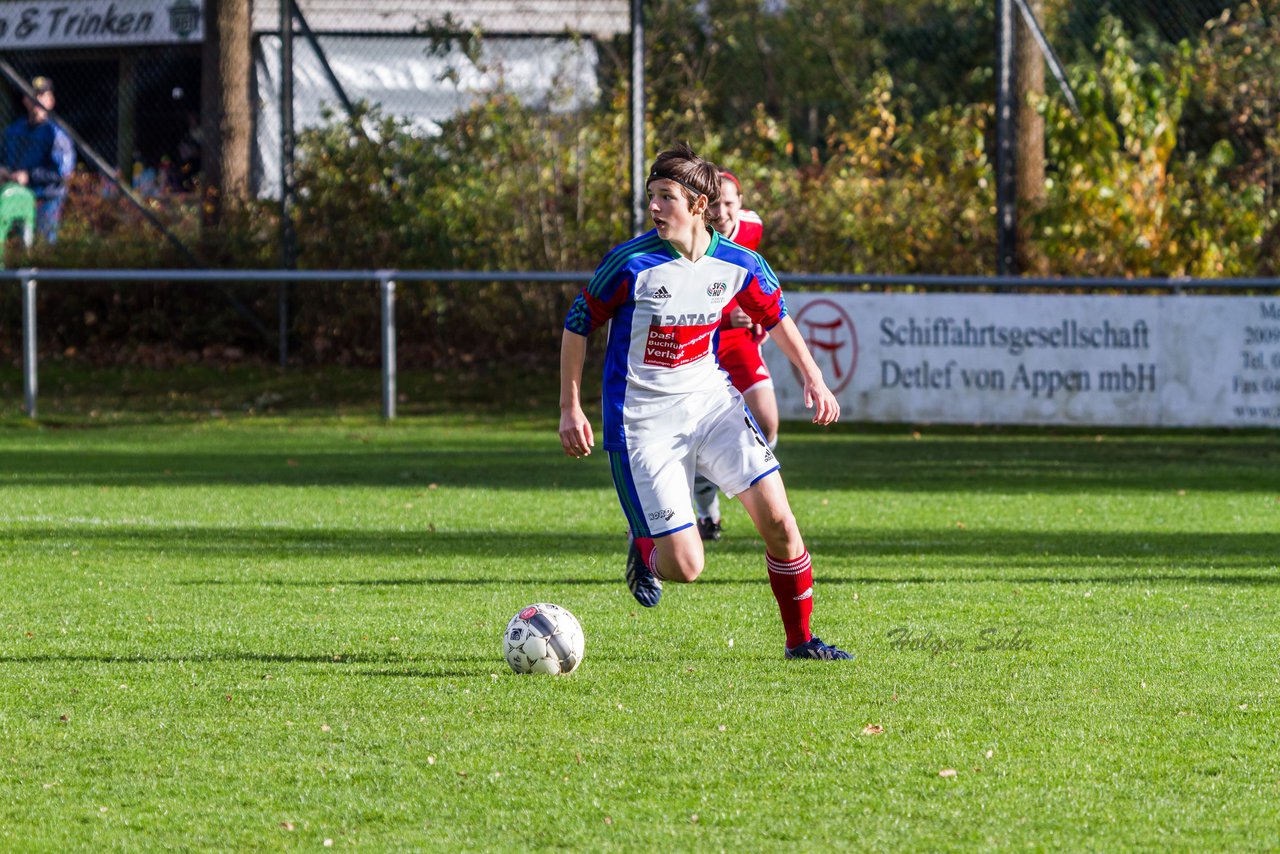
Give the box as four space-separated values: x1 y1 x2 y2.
559 143 852 660
693 170 780 541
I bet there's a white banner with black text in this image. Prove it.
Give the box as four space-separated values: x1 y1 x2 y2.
762 292 1280 427
0 0 201 49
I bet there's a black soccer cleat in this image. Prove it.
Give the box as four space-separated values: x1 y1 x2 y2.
785 636 854 661
625 539 663 607
697 517 722 542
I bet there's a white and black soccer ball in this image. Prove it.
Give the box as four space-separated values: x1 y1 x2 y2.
503 603 584 675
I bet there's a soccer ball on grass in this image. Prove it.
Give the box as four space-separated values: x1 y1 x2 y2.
503 603 584 675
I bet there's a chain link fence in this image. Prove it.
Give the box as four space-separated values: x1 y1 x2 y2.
251 0 627 197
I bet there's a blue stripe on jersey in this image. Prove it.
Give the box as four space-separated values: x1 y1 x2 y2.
587 231 669 300
600 298 635 450
708 233 788 319
710 235 782 295
609 451 649 538
753 250 783 296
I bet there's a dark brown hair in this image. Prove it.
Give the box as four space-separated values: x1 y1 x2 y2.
647 143 720 224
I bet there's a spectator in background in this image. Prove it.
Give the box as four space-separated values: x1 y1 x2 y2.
2 76 76 243
175 111 202 192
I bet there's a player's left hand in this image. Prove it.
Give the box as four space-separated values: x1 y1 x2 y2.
804 381 841 425
728 306 752 328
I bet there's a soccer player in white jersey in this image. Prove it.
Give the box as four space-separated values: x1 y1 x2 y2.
559 143 852 660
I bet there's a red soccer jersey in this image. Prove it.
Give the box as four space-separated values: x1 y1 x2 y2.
728 209 763 251
719 209 765 343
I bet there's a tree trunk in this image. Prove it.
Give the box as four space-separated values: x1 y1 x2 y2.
201 0 253 226
1016 0 1047 275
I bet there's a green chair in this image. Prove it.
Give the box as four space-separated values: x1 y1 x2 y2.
0 182 36 268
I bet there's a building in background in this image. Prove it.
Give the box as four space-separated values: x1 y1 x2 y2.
1 0 626 196
0 0 204 186
250 1 626 196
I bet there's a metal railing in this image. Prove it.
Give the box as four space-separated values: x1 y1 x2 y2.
6 267 1278 419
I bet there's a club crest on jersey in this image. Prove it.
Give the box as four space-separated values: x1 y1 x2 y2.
707 281 728 298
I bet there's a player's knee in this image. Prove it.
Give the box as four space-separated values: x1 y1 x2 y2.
757 508 800 548
653 536 705 583
665 553 704 583
670 558 701 583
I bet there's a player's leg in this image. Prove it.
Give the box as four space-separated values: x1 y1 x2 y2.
650 527 705 582
611 446 706 607
694 383 774 542
695 394 810 648
735 470 799 556
692 474 721 540
696 341 773 541
737 470 852 661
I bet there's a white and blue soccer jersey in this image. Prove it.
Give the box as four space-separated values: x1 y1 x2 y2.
564 228 787 452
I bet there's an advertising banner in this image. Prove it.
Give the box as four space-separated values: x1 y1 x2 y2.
764 292 1280 427
0 0 201 49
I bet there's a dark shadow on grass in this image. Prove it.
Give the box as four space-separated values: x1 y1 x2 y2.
178 572 1280 588
0 651 490 668
12 525 1278 568
351 668 503 679
0 448 609 491
0 650 495 679
1 431 1277 491
841 572 1280 586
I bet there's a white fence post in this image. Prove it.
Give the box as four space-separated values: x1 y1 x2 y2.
22 274 37 418
380 273 396 420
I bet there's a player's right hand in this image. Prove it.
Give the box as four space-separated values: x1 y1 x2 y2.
559 407 594 457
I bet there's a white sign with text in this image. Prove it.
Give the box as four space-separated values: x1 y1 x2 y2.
764 292 1280 427
0 0 201 49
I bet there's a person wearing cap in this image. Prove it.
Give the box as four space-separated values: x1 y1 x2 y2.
558 142 853 661
3 76 76 243
691 169 777 541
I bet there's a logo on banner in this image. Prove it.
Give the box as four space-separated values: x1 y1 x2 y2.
168 0 200 38
794 299 858 392
0 0 204 48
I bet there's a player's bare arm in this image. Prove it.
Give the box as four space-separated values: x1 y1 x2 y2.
559 330 594 457
769 316 841 425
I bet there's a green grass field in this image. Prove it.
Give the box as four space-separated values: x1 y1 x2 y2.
1 367 1278 850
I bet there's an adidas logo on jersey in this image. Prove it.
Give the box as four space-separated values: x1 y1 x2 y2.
651 286 672 299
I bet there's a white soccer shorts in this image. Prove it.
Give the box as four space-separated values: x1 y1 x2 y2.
609 390 779 538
